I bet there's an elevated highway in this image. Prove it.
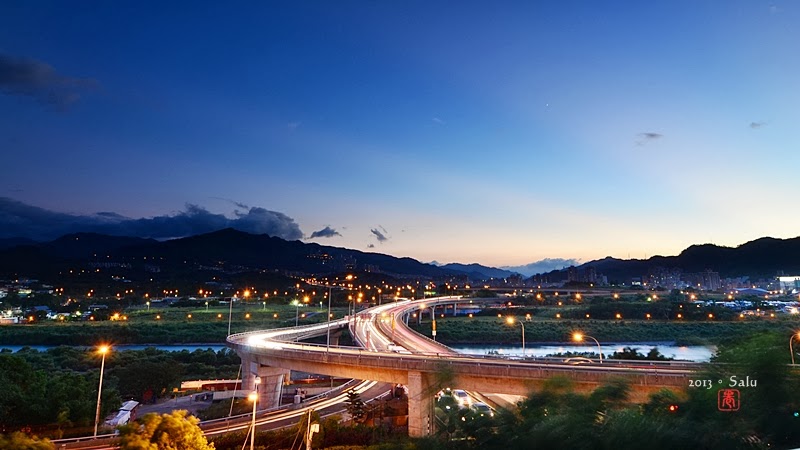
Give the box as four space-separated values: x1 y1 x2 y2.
228 297 697 436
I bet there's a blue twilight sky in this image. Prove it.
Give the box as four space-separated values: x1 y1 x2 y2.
1 1 798 267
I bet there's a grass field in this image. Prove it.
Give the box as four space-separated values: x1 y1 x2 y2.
0 304 350 346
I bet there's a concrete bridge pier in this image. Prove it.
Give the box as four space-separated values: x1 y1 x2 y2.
328 329 343 347
407 371 435 437
257 366 290 409
239 353 290 409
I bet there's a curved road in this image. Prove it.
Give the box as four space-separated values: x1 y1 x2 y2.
230 296 703 436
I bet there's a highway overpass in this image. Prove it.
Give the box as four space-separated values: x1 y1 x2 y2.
228 297 697 436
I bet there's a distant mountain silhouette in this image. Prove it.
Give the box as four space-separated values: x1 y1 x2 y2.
41 233 157 259
0 230 797 282
578 237 800 281
439 263 516 280
0 237 36 250
0 229 486 280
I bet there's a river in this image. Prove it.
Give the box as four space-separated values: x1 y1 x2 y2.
450 342 715 362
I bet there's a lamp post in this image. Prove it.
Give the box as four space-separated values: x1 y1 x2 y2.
227 297 234 336
205 301 209 311
573 332 603 363
430 306 437 341
293 300 300 327
146 301 150 312
326 285 333 351
94 345 110 437
506 317 525 353
790 332 800 365
248 376 260 450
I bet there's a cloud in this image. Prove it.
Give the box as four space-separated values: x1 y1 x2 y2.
749 121 767 129
309 226 341 239
370 227 388 243
432 117 445 125
635 132 663 145
287 121 301 131
209 197 250 210
0 53 98 110
0 197 303 241
501 258 581 277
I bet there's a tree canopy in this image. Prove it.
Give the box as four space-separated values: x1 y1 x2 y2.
0 432 54 450
118 410 214 450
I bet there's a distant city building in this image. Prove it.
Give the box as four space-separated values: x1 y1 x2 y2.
564 265 606 286
567 266 579 283
777 276 800 293
507 274 523 286
684 270 721 291
645 267 683 289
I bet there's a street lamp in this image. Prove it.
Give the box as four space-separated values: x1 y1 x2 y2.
790 332 800 365
573 332 603 363
431 306 436 341
506 317 525 353
326 285 333 351
248 376 260 450
292 300 300 326
94 345 110 437
205 301 209 311
227 297 234 336
146 301 150 311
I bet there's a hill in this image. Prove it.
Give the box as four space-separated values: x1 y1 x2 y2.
579 236 800 281
0 229 491 281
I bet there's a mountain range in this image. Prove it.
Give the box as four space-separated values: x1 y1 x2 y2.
0 229 797 283
0 229 512 281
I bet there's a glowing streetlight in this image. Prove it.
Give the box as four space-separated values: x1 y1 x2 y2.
94 345 110 437
506 317 525 353
292 299 300 326
572 333 603 363
227 297 234 336
326 285 333 351
248 377 260 450
205 301 209 311
790 332 800 365
146 301 150 311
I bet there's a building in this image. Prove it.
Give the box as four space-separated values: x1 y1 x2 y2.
684 270 721 291
778 276 800 293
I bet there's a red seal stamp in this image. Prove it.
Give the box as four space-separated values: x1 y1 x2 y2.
718 389 740 411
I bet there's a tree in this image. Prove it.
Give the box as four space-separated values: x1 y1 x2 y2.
0 432 54 450
344 389 366 424
118 410 214 450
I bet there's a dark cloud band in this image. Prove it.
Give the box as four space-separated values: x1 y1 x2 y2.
370 227 388 243
0 53 97 110
0 197 302 241
309 226 341 239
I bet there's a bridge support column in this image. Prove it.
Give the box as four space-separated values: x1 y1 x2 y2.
329 329 343 347
407 371 434 437
241 353 258 391
257 366 290 410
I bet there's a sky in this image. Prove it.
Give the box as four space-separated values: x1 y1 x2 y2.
1 1 798 269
